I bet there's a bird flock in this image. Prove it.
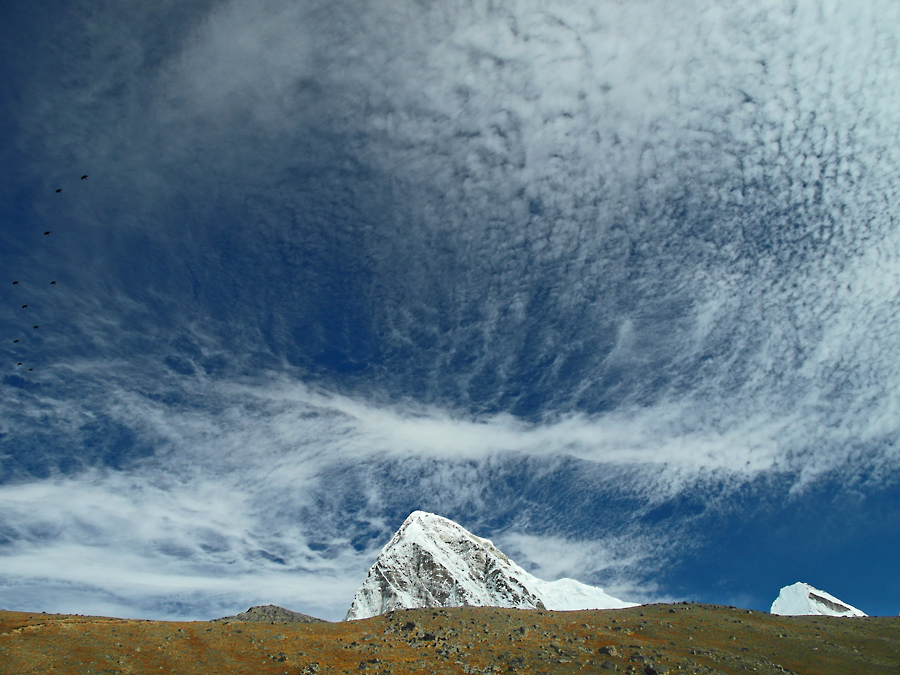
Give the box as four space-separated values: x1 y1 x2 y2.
9 174 87 372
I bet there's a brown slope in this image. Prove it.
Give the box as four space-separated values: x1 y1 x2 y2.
1 603 898 675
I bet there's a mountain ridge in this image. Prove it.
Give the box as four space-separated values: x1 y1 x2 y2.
771 582 867 618
213 604 327 623
346 510 636 620
4 603 898 675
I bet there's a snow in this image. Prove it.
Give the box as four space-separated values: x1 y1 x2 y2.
531 577 636 612
346 511 637 620
770 582 866 617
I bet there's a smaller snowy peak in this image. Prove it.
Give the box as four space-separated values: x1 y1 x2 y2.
770 582 866 617
346 510 636 620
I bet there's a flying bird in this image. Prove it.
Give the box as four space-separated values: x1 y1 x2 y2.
81 175 88 180
50 281 56 285
21 305 28 309
44 231 50 236
55 189 62 193
33 325 39 329
12 281 18 285
17 363 22 366
13 340 19 343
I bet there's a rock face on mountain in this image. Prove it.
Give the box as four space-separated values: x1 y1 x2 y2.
346 511 637 620
213 604 327 623
770 582 866 617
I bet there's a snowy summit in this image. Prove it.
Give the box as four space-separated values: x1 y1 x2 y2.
346 511 637 620
770 582 866 617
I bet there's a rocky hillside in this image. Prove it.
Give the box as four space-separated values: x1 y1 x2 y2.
213 604 327 624
2 603 898 675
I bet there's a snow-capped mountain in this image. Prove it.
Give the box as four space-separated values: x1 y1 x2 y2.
770 582 866 617
346 511 637 620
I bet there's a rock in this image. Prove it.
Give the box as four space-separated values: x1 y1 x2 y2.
346 511 636 619
214 605 326 624
598 645 618 656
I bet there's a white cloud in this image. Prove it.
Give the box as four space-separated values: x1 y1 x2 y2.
495 530 674 605
0 471 367 620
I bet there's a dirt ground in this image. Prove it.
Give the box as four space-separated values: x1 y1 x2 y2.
2 602 898 674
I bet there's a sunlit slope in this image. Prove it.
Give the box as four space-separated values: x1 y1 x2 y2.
2 603 899 675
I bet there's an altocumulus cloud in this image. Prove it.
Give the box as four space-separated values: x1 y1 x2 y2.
1 0 900 619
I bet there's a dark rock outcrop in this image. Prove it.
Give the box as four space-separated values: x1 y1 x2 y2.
213 604 327 623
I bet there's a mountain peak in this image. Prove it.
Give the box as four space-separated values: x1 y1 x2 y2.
770 582 866 617
346 511 636 620
213 604 327 623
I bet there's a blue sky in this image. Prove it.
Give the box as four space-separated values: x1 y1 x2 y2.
1 0 899 621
